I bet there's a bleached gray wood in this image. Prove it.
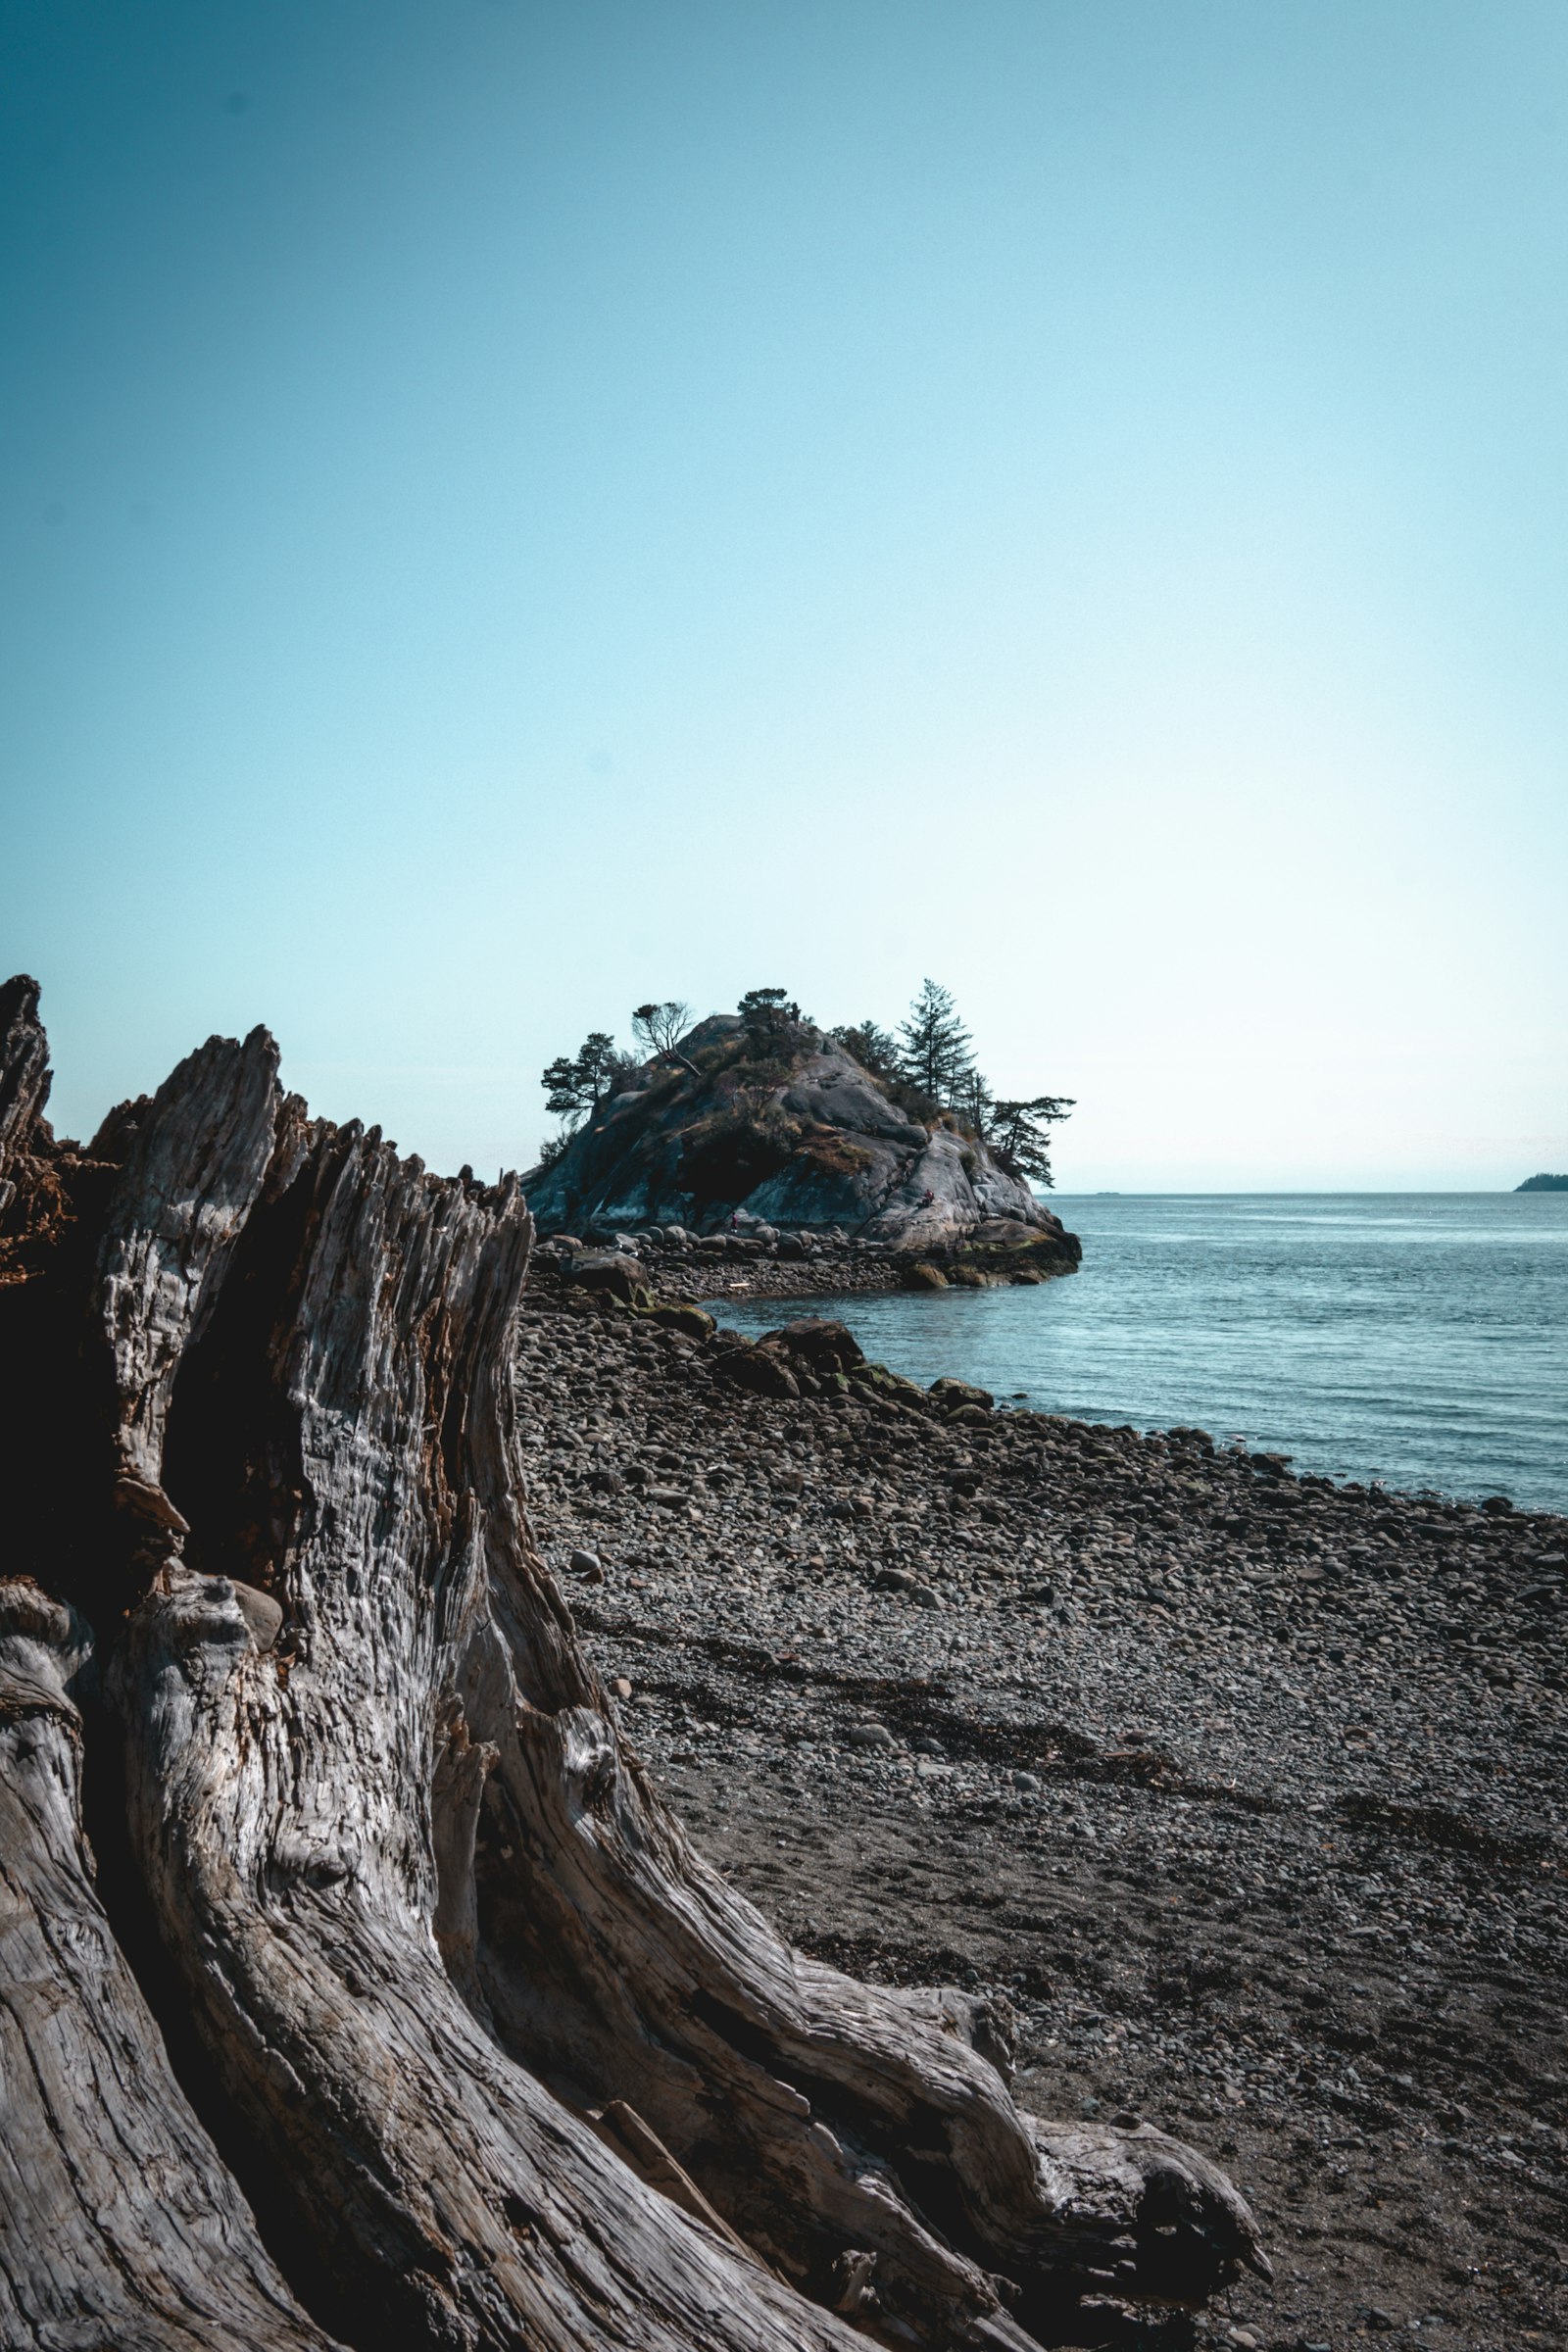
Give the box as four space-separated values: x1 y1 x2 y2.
0 1579 342 2352
96 1024 281 1513
0 976 56 1228
104 1070 871 2350
0 978 50 1176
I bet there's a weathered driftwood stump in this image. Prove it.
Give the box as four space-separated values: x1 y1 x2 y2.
0 977 1265 2351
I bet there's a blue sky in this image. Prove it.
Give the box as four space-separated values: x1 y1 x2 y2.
4 0 1564 1189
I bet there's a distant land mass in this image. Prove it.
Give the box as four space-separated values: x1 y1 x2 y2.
1516 1172 1568 1191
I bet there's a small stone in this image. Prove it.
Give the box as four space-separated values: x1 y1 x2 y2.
611 1676 632 1699
568 1548 605 1581
229 1581 283 1652
847 1723 896 1750
1012 1770 1043 1794
1227 2330 1260 2349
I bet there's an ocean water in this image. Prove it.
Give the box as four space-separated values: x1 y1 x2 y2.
708 1195 1568 1513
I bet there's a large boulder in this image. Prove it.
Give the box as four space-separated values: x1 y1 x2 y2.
931 1376 995 1414
713 1339 801 1398
565 1250 653 1306
762 1317 866 1380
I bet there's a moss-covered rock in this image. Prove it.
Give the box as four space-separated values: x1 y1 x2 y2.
854 1362 929 1407
950 1231 1079 1282
931 1376 994 1414
566 1251 654 1308
650 1302 715 1340
760 1317 866 1380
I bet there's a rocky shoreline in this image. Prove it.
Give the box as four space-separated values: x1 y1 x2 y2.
517 1260 1568 2352
536 1219 1082 1303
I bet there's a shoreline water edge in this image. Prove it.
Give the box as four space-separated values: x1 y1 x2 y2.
527 1239 1568 2349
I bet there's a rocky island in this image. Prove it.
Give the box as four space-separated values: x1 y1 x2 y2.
524 991 1081 1291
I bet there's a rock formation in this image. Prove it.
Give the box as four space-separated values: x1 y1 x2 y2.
524 1014 1068 1253
0 977 1262 2350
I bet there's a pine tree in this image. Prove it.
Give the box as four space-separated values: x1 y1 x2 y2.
737 987 802 1046
631 1001 698 1073
830 1020 900 1079
989 1094 1075 1186
952 1066 995 1138
541 1031 623 1124
897 979 974 1105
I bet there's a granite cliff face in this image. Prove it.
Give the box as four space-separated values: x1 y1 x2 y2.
523 1013 1069 1253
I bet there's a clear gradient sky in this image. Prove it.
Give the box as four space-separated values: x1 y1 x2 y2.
4 1 1564 1190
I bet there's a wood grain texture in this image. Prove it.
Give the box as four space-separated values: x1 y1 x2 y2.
0 1580 342 2352
0 985 1265 2350
0 977 51 1205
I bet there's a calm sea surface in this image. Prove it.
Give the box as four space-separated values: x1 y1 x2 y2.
709 1195 1568 1513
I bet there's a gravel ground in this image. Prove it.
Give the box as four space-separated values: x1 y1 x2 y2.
515 1264 1568 2352
535 1230 925 1300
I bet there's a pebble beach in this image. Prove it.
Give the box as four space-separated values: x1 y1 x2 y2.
517 1242 1568 2351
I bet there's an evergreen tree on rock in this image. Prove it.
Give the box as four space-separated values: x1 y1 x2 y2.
899 978 975 1107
